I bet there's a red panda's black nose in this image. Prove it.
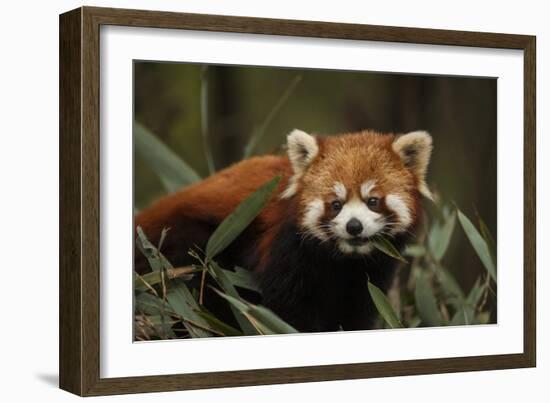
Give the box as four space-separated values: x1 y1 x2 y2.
346 218 363 236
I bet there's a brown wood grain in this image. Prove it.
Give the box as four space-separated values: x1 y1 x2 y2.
59 7 83 395
59 6 536 396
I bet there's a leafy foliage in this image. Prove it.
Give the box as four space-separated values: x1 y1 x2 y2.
133 71 496 339
134 122 201 193
135 182 497 337
368 282 403 329
206 176 281 259
134 176 295 339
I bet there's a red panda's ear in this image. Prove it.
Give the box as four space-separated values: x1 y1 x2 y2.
287 129 319 175
392 131 433 200
281 129 319 199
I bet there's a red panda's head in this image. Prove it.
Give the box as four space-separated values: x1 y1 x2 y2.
282 129 433 255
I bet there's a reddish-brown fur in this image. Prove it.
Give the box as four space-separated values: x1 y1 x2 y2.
135 129 431 332
136 131 423 273
298 131 420 226
136 156 290 239
135 155 293 274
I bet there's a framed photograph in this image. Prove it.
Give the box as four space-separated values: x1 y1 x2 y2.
59 6 536 396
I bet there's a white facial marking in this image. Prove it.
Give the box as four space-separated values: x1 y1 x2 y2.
337 239 375 255
333 182 347 200
356 243 375 254
385 194 412 233
337 241 354 254
361 180 377 199
301 198 328 240
332 198 384 240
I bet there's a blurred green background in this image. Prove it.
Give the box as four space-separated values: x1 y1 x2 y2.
134 61 496 299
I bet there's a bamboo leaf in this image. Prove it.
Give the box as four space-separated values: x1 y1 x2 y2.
244 75 302 158
145 315 179 326
135 314 177 339
436 266 465 302
428 210 456 261
158 227 170 251
466 277 486 307
457 209 496 281
450 277 486 326
134 122 201 192
206 176 281 259
476 311 491 324
404 244 426 257
247 305 298 334
208 262 259 335
212 288 298 334
135 230 212 338
135 226 163 272
450 306 475 326
193 310 243 337
371 236 407 263
224 266 261 293
135 292 174 316
415 271 444 326
478 216 497 266
134 266 200 292
166 279 213 338
368 281 403 328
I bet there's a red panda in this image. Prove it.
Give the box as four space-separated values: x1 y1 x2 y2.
135 129 433 332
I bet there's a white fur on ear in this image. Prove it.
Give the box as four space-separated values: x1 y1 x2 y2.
392 130 433 200
281 129 319 199
287 129 319 174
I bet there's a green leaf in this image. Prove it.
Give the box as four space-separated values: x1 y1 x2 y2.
244 75 302 158
466 277 486 307
408 317 422 328
206 176 281 259
158 227 169 251
247 304 299 334
145 315 179 326
414 271 444 326
134 266 199 292
212 288 298 335
403 244 426 257
450 306 475 326
478 216 497 267
457 209 496 281
436 266 465 302
371 236 407 263
134 122 201 192
134 224 213 338
136 226 163 272
135 292 174 316
208 261 259 335
224 266 261 293
476 311 491 324
135 313 177 339
193 310 243 337
428 210 456 261
166 279 213 338
368 281 403 328
450 277 486 326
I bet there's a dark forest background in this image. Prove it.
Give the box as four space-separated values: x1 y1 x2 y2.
134 61 496 295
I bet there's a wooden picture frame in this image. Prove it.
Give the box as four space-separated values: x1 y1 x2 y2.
59 6 536 396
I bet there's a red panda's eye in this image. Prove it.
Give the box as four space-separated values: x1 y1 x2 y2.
366 197 380 211
331 200 343 212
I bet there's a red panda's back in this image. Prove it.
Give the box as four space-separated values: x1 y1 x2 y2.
134 155 292 272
